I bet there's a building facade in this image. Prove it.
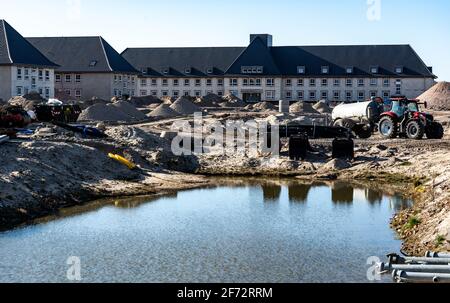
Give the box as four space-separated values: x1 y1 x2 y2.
28 36 138 101
0 20 57 101
122 34 436 103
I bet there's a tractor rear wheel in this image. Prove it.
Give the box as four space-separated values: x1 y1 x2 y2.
426 122 444 139
379 116 398 139
406 120 425 140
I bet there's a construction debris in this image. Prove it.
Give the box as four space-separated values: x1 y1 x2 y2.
313 100 332 114
8 92 46 110
253 102 276 111
195 94 222 107
128 95 162 107
417 81 450 111
290 102 320 114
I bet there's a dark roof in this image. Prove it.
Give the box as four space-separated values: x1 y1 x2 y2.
122 47 244 77
27 36 138 73
0 20 57 67
123 42 435 78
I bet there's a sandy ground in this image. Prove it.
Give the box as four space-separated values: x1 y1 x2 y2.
1 109 449 255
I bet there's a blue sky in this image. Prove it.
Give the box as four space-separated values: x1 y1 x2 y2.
2 0 449 80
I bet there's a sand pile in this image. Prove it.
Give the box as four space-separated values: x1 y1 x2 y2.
290 102 319 114
8 92 46 110
148 104 179 118
78 101 147 122
253 102 276 111
417 82 450 111
128 95 161 107
161 96 174 105
220 94 246 108
196 94 222 107
313 100 332 114
81 97 111 109
170 96 201 115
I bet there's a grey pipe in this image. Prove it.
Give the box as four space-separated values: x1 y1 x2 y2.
425 251 450 258
392 270 450 283
379 262 450 274
399 257 450 265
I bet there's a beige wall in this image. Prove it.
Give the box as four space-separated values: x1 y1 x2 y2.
0 66 12 101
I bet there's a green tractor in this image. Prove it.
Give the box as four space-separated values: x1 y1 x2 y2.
378 98 444 140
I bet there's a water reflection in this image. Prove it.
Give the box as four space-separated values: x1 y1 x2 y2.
331 182 354 204
288 183 311 203
366 189 383 205
261 184 282 202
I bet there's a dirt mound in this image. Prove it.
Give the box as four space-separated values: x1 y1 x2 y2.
170 96 201 115
313 100 332 114
220 94 246 108
161 96 174 105
54 89 74 102
80 97 111 109
196 93 222 107
253 102 276 111
78 103 130 122
111 101 147 120
417 82 450 111
8 92 46 110
148 104 179 118
128 95 162 107
290 102 319 114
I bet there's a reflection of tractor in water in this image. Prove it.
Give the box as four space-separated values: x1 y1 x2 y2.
378 98 443 140
332 97 444 140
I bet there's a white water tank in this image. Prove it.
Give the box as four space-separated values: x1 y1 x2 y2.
332 101 377 121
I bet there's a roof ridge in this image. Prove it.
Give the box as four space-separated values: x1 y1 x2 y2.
1 20 13 64
98 37 113 72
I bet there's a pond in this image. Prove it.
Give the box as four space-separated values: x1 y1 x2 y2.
0 180 411 283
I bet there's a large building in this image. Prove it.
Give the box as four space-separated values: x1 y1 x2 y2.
27 36 139 101
122 34 436 103
0 20 58 101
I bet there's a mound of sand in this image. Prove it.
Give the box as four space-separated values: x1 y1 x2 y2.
253 102 276 111
78 103 131 122
80 97 111 109
111 101 147 120
161 96 174 105
289 102 319 114
170 96 201 115
195 93 222 107
221 93 246 108
128 95 162 107
148 104 179 118
8 92 46 110
313 100 332 114
417 82 450 111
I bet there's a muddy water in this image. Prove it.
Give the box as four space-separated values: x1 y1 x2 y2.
0 180 411 283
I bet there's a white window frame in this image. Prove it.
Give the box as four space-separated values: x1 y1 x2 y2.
297 66 306 74
321 66 329 74
309 79 316 87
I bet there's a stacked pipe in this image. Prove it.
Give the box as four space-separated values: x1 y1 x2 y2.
378 252 450 283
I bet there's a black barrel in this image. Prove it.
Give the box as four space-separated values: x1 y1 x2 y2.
289 134 309 160
332 138 354 160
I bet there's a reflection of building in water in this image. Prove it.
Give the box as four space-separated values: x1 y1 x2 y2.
331 182 354 204
261 184 282 202
288 183 311 203
389 196 412 211
366 188 383 205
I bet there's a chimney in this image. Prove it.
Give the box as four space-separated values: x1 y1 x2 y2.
250 34 273 47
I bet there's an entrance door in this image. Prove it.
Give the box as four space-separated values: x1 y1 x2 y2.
243 93 261 103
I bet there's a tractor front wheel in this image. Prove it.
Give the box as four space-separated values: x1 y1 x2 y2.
406 120 425 140
379 116 398 139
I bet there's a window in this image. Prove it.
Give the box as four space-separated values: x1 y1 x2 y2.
173 91 179 98
89 60 97 67
309 79 316 87
297 66 306 74
395 66 403 74
243 79 249 86
285 90 292 99
183 79 190 86
140 90 147 96
131 77 135 84
217 91 223 97
185 68 191 74
285 79 292 86
17 68 23 80
321 79 328 86
383 91 390 98
118 75 122 82
162 79 168 86
151 79 157 86
38 70 43 81
370 91 378 98
75 74 81 83
218 79 224 86
321 91 328 99
241 66 263 74
75 90 81 98
183 91 190 96
206 79 212 86
395 79 402 95
151 90 157 96
266 90 275 100
346 67 354 74
163 68 169 74
65 75 71 82
334 79 340 87
357 91 365 101
370 66 379 74
16 86 23 95
230 78 238 86
194 91 202 97
357 79 365 87
23 69 29 80
297 90 304 100
55 74 61 83
45 70 50 81
142 68 147 75
195 79 201 86
173 79 179 86
321 66 329 74
65 89 71 96
345 91 353 102
297 79 304 86
162 91 169 97
370 78 377 86
266 78 274 86
140 79 147 86
346 79 353 87
309 90 316 101
206 68 213 74
333 91 340 100
383 79 390 87
45 88 50 98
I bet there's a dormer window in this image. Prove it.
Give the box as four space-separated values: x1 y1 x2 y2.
142 68 147 75
297 66 306 74
321 66 329 74
241 66 263 74
162 68 169 74
395 66 403 74
346 67 354 74
185 68 191 74
370 66 379 74
89 60 98 67
206 67 213 74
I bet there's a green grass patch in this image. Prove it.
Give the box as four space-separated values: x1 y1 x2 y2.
436 235 446 247
399 161 413 167
406 216 421 229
